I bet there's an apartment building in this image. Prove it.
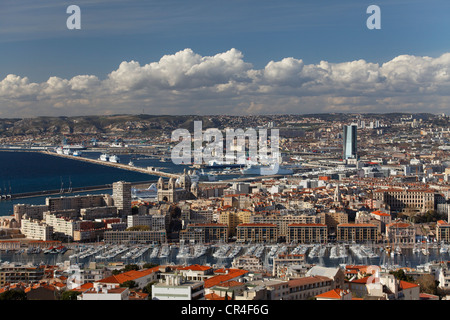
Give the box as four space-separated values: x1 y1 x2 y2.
287 276 334 300
112 181 132 217
0 264 45 286
236 223 278 243
46 194 112 213
337 223 378 243
152 274 205 300
103 230 167 244
80 206 118 220
219 210 253 237
179 223 228 243
319 211 348 234
20 219 53 241
252 213 320 239
436 220 450 243
13 204 48 226
287 223 328 243
127 214 166 231
44 214 79 241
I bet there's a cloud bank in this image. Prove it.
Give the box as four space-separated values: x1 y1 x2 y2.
1 48 450 117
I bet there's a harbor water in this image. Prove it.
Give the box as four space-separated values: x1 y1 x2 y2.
0 243 446 270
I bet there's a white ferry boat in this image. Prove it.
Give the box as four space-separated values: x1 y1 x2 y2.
109 155 120 163
99 154 109 161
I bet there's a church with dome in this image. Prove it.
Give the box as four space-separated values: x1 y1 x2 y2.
157 170 198 202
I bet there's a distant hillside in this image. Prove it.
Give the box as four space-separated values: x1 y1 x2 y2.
0 113 436 137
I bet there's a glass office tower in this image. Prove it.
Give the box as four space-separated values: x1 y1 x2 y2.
343 125 357 159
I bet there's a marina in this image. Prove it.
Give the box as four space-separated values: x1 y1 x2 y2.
0 242 447 272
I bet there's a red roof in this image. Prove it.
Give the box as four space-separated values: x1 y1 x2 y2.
97 267 160 285
205 293 227 300
176 264 211 272
371 211 390 217
399 280 419 290
204 269 248 288
316 288 350 299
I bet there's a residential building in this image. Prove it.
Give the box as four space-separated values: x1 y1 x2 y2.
337 223 378 243
180 223 228 243
287 223 328 243
436 220 450 243
20 219 53 241
386 221 416 244
152 274 205 300
103 230 167 244
112 181 132 217
236 223 278 243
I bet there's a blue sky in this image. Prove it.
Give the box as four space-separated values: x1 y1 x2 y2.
0 0 449 117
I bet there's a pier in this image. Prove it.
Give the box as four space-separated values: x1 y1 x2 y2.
3 180 158 200
40 151 180 179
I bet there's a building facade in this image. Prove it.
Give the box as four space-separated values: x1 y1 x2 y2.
337 223 378 243
236 223 278 243
287 223 328 243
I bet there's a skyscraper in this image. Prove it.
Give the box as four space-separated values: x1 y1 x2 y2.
343 125 357 160
113 181 132 217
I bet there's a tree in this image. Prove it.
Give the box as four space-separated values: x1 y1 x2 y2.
143 263 158 269
120 280 138 289
143 281 157 295
60 290 82 300
0 289 27 300
390 269 414 282
415 274 438 295
112 264 141 275
123 264 140 272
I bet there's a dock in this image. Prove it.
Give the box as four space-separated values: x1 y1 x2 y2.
40 151 180 179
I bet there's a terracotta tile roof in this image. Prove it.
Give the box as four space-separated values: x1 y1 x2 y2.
97 267 159 284
399 280 419 290
204 269 248 288
176 264 212 272
237 223 277 227
205 293 227 300
71 282 94 292
350 276 375 284
371 211 391 217
316 288 350 299
387 222 412 228
129 290 149 300
288 223 327 227
338 223 377 227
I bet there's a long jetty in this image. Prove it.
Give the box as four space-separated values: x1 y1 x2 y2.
6 180 158 200
40 151 180 179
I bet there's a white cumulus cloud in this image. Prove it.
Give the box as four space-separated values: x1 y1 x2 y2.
1 48 450 117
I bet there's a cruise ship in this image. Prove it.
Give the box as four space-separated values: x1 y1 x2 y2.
109 155 120 163
99 154 109 161
205 160 244 169
240 164 293 175
132 184 158 200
